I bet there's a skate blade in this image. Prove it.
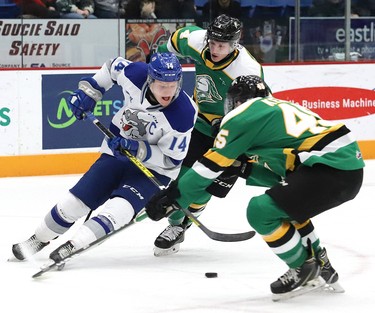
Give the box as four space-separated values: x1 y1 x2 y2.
321 281 345 293
272 277 326 302
7 255 21 262
153 244 180 257
56 262 66 271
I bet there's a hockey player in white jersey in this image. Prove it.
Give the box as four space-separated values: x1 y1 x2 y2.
11 52 197 263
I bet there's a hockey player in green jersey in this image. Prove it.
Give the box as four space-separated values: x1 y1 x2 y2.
153 14 266 256
145 75 364 299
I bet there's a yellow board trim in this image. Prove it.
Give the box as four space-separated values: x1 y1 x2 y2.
359 140 375 160
0 152 100 177
0 139 373 178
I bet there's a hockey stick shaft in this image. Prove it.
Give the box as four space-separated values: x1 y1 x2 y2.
85 112 163 188
85 112 255 242
84 210 92 222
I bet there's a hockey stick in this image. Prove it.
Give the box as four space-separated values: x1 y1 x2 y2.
32 210 148 278
84 210 92 222
85 112 255 242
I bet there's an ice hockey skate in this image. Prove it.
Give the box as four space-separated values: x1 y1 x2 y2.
271 254 323 302
11 234 49 261
154 224 186 257
317 247 345 293
49 240 76 265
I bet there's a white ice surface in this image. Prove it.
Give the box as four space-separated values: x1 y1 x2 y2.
1 161 374 313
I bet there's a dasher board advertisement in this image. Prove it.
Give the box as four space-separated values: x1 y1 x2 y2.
289 17 375 61
0 19 125 68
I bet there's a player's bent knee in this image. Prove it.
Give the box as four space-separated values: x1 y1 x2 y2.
100 197 135 230
57 192 91 222
247 194 276 231
247 196 261 229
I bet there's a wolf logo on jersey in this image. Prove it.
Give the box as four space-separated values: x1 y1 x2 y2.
196 75 222 103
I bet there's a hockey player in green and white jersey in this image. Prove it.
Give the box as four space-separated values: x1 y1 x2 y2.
153 14 267 256
145 75 364 300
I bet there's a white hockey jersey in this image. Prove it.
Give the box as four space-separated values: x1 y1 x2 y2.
93 57 198 179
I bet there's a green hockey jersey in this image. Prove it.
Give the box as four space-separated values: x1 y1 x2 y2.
175 96 365 209
158 25 265 136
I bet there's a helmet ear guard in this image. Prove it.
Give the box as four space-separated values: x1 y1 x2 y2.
224 75 270 114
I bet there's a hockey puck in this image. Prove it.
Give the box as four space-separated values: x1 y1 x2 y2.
205 272 218 278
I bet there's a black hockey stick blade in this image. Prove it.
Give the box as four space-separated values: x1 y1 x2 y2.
181 207 255 242
32 211 148 278
85 112 256 243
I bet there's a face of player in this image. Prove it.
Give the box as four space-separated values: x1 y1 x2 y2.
208 40 232 63
224 98 243 115
150 80 179 107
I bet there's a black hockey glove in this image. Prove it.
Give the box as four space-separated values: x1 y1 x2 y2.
211 118 222 137
225 155 253 179
146 181 181 221
145 47 157 63
205 155 253 198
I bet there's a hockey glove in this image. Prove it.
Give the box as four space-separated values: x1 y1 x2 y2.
108 137 152 162
211 118 222 137
146 181 181 221
145 47 157 63
225 155 253 179
205 155 252 198
68 77 105 120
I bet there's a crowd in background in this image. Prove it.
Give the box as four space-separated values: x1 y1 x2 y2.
4 0 197 19
1 0 374 64
1 0 374 20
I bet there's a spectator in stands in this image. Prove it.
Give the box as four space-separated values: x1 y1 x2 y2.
155 0 197 19
126 0 156 18
94 0 126 18
178 0 197 19
14 0 61 18
309 0 351 17
351 0 375 16
55 0 97 18
202 0 242 20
